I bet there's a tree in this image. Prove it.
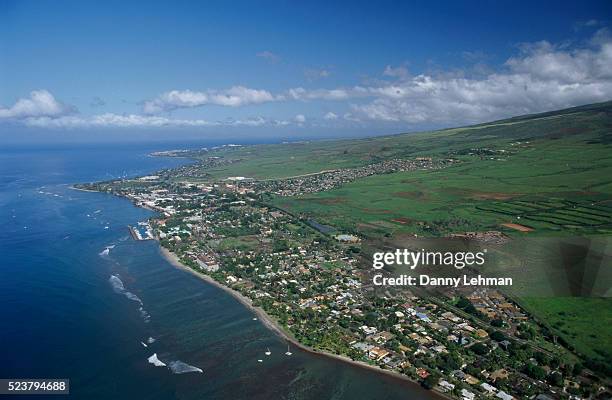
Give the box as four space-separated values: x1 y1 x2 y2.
491 318 504 327
490 331 506 342
547 372 563 387
573 363 583 375
534 351 549 365
524 363 546 380
422 373 440 390
471 343 488 355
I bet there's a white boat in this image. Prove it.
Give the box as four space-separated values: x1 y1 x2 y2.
252 317 258 321
257 359 263 363
265 347 271 356
285 345 292 356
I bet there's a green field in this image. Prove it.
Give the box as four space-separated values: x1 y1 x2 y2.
520 297 612 362
270 136 612 237
191 101 612 365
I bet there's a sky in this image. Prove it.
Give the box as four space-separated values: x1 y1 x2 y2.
1 0 611 143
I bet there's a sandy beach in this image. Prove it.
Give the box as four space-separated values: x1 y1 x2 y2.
158 246 448 400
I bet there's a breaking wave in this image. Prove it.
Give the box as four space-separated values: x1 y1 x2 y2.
168 360 203 374
108 275 143 305
99 245 115 257
148 353 166 367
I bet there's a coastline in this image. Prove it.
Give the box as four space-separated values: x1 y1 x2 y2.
70 167 447 399
158 245 449 400
69 185 102 193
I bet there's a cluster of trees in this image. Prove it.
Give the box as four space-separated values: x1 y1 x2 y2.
456 297 484 319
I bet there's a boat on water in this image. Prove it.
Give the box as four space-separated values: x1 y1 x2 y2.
257 359 263 363
285 345 292 356
265 347 271 356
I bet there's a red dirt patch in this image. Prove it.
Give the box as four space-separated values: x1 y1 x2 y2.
391 217 413 224
501 222 534 232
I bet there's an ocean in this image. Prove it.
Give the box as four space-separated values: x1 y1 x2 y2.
0 143 437 399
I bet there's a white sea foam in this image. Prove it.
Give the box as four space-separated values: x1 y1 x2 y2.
148 353 166 367
139 306 151 323
101 245 116 256
168 360 203 374
109 275 143 305
126 292 143 303
109 275 125 292
141 341 148 348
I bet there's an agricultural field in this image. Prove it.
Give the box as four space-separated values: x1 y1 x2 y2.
271 135 612 237
477 199 612 233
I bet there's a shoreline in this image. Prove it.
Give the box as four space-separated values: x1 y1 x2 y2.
69 185 101 193
158 246 449 400
72 172 448 398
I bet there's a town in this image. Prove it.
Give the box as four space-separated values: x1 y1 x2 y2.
76 154 610 400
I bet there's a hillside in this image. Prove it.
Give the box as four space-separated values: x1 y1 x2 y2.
178 101 612 238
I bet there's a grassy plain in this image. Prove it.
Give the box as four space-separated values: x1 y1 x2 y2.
520 297 612 361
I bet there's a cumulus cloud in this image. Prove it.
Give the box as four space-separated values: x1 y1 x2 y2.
140 31 612 125
350 32 612 124
277 31 612 125
323 111 338 120
143 86 279 113
0 90 74 119
294 114 306 124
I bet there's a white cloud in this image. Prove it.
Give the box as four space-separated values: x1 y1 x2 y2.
286 87 359 101
143 86 279 113
348 32 612 124
0 90 74 119
5 31 612 131
323 111 338 120
23 113 291 129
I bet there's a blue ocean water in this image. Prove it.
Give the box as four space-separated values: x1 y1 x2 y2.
0 144 436 399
